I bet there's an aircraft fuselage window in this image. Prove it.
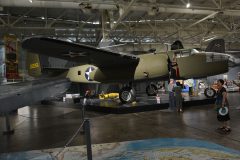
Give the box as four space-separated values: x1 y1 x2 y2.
78 71 81 75
206 53 228 62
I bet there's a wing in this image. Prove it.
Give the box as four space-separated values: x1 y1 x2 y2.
22 37 139 68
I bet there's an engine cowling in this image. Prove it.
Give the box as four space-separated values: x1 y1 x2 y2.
66 65 99 83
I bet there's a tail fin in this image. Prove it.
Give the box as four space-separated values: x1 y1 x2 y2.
171 40 184 50
205 39 225 53
26 52 42 77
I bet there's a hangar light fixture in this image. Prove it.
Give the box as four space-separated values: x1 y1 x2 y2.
29 0 33 3
186 2 190 8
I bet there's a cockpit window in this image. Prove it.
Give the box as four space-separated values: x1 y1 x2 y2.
191 49 199 54
174 49 193 58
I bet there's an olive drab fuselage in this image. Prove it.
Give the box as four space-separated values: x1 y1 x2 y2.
66 51 228 83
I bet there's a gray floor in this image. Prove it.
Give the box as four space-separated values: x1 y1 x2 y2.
1 92 240 154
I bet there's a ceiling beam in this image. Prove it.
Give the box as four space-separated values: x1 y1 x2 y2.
211 0 220 8
0 17 6 25
187 12 219 29
164 12 219 40
153 7 240 16
229 0 240 8
2 26 234 35
110 0 137 31
180 0 187 4
216 17 231 31
11 8 34 26
183 32 203 41
46 10 67 27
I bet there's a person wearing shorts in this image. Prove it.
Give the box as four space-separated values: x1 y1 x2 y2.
215 79 231 132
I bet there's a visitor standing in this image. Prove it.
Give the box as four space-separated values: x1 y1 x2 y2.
168 79 176 111
215 79 231 133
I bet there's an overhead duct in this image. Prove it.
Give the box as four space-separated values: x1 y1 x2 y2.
0 0 79 8
0 0 118 10
0 1 240 17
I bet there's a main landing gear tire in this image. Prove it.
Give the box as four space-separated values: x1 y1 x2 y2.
119 87 136 104
146 84 158 96
204 87 216 98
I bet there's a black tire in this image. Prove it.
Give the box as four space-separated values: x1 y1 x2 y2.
146 84 158 96
119 87 135 103
204 87 216 98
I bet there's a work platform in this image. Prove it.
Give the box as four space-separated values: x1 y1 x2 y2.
84 93 215 113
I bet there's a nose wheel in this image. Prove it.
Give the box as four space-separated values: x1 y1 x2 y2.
119 87 136 103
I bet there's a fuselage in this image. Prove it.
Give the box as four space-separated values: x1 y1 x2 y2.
66 51 228 83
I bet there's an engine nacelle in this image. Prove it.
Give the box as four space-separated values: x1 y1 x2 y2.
66 65 99 83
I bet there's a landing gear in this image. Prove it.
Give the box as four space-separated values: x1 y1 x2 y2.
119 86 136 103
146 84 158 96
204 87 216 98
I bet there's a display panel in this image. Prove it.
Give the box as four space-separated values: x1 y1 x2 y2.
4 35 20 79
0 41 5 81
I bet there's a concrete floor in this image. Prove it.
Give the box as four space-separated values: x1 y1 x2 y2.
0 92 240 154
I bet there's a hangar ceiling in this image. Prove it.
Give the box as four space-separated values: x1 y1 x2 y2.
1 0 240 49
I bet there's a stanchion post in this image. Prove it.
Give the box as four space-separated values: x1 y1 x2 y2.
84 119 92 160
3 113 14 135
80 104 85 133
81 105 85 122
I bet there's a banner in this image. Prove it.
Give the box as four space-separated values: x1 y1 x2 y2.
4 35 20 79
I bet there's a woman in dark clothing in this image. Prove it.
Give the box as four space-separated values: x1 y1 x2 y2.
215 79 231 132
